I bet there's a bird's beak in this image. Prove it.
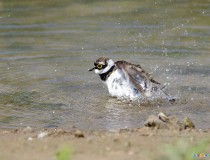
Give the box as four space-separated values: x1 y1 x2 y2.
88 66 95 71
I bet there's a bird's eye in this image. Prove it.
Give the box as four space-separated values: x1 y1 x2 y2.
97 64 103 69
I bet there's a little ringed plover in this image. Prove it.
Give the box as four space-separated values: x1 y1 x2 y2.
89 57 174 101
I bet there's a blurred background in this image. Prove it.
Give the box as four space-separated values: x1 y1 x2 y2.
0 0 209 131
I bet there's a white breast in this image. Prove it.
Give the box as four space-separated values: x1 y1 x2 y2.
105 69 141 100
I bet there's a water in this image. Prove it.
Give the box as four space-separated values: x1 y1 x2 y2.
0 0 209 131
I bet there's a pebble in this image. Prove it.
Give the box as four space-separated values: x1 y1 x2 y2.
23 126 33 133
37 132 48 139
158 112 169 122
74 130 85 138
183 117 195 129
27 137 33 141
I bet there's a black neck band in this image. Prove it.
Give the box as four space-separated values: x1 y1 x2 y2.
99 66 115 81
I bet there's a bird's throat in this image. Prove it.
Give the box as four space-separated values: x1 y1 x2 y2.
99 66 115 81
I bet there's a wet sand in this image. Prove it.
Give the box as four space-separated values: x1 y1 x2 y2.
0 117 209 160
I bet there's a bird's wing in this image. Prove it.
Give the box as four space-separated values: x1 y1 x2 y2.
115 61 161 94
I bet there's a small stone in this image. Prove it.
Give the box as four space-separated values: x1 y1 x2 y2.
144 115 163 128
23 126 33 133
183 117 195 129
74 130 85 138
113 138 119 142
37 132 48 139
27 137 33 141
158 112 169 123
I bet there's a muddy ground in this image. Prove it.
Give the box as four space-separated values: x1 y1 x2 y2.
0 114 209 160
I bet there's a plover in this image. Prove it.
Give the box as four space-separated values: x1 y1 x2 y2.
89 57 174 101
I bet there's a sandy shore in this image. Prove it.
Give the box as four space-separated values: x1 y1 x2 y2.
0 125 209 160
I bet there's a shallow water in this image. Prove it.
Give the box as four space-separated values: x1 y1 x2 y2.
0 0 209 131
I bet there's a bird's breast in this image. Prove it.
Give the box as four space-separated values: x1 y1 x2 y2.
105 70 138 98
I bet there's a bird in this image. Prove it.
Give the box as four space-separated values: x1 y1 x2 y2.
89 57 174 101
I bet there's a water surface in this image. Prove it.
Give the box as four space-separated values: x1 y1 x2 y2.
0 0 210 130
